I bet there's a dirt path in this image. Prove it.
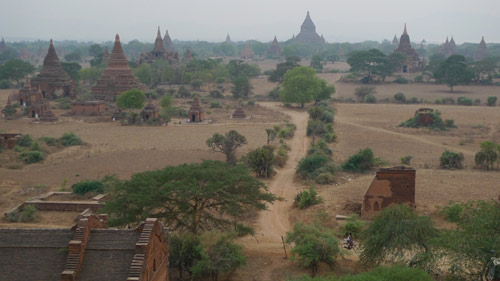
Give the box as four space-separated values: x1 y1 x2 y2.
238 102 310 280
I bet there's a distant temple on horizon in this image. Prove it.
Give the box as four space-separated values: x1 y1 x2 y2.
138 27 177 64
438 37 457 57
475 36 489 61
291 11 325 45
266 36 282 58
392 24 423 73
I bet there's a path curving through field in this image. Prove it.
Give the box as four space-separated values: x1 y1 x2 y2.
240 102 309 259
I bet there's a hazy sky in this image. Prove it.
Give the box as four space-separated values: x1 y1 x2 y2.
1 0 499 44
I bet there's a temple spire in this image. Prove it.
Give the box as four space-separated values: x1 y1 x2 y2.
403 23 408 35
157 26 161 38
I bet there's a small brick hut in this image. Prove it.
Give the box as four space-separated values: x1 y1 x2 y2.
92 34 141 101
0 133 22 149
361 166 416 219
183 47 193 63
31 39 76 98
188 97 204 122
0 215 169 281
71 101 107 115
141 99 159 121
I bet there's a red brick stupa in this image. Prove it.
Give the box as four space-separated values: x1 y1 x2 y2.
31 39 76 98
240 43 254 59
92 34 141 101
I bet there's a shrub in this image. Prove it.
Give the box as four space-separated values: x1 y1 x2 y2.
473 98 481 105
320 111 334 123
457 96 472 106
434 98 442 104
440 201 463 222
307 139 332 156
30 141 42 152
0 79 11 89
408 97 420 104
354 86 376 102
474 141 499 170
71 180 105 195
17 134 33 147
365 94 377 103
341 215 364 238
60 132 83 146
323 133 337 143
294 187 322 209
20 151 44 164
210 101 221 108
440 150 464 169
209 90 223 98
275 146 289 167
297 154 330 179
441 97 455 105
279 127 295 139
394 92 407 103
342 148 376 173
393 77 409 84
400 155 413 165
315 172 334 184
268 86 281 101
5 205 39 223
487 96 497 106
444 119 456 128
40 137 59 146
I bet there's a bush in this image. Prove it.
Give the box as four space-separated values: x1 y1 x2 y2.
487 96 497 106
294 187 322 209
354 86 376 102
408 97 420 104
209 90 223 99
5 205 39 223
17 134 33 147
275 146 289 167
20 151 44 164
30 141 42 152
440 201 463 222
279 127 295 139
434 98 442 104
315 172 334 184
473 98 481 105
441 97 455 105
394 92 407 103
60 132 83 146
400 155 413 165
342 148 376 173
297 154 330 179
457 96 472 106
393 77 409 84
323 133 337 143
71 180 105 195
268 86 281 101
365 94 377 103
341 215 364 238
440 150 464 169
40 137 59 146
210 101 221 108
0 79 11 89
444 119 456 128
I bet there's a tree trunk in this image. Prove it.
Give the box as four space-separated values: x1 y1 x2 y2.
301 102 304 109
450 84 454 92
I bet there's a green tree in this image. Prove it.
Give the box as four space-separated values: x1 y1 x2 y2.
315 80 335 103
347 49 398 83
438 200 500 280
433 55 474 92
360 204 439 268
268 56 301 83
440 150 464 169
310 55 324 72
116 89 146 113
307 119 326 144
191 234 246 281
133 63 152 86
103 160 276 233
79 66 104 85
265 128 277 144
88 44 104 66
286 222 340 277
64 51 82 62
342 148 376 173
246 145 275 177
206 130 247 165
487 96 497 106
231 75 252 99
226 60 260 81
354 86 376 102
2 59 35 87
169 234 204 280
61 62 81 82
468 57 498 84
474 141 499 170
280 66 321 108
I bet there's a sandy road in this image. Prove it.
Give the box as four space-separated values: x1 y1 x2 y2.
240 102 309 257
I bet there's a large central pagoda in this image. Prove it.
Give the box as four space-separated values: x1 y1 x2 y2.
292 11 325 45
92 34 141 101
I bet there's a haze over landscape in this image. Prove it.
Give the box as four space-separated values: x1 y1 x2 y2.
2 0 500 43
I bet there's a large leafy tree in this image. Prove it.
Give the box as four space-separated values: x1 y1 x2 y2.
360 204 439 268
268 56 301 83
230 75 252 99
279 66 322 108
206 130 247 165
0 59 35 86
315 79 335 104
103 160 276 233
116 89 146 113
433 55 474 92
347 49 401 83
474 141 500 170
246 145 275 177
286 222 340 277
468 57 499 84
438 200 500 280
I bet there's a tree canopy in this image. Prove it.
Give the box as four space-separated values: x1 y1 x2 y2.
268 56 301 83
116 89 146 112
347 49 404 83
279 66 323 108
103 160 277 233
206 130 247 165
433 55 474 92
0 59 35 86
